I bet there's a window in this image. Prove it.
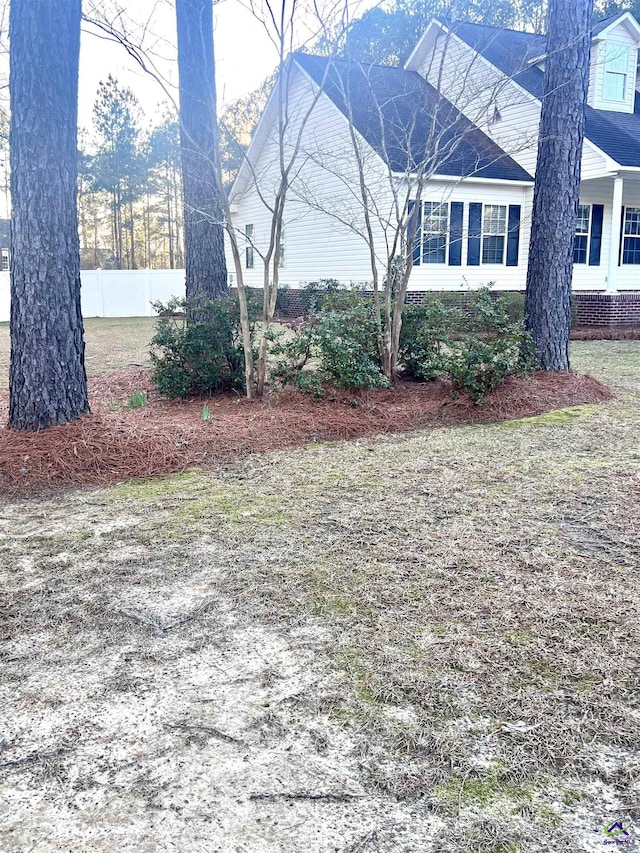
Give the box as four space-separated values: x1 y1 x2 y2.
573 204 590 264
603 43 629 101
482 204 507 264
622 207 640 264
245 224 254 269
422 202 449 264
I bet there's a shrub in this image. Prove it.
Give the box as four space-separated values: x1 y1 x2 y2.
399 301 464 381
497 291 525 324
150 296 257 399
270 293 388 392
315 300 388 389
299 279 342 316
399 288 535 404
268 320 324 398
443 289 536 404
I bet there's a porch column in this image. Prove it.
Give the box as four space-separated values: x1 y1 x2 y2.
607 174 624 292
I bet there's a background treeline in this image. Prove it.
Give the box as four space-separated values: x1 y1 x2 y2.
79 76 183 270
75 0 637 270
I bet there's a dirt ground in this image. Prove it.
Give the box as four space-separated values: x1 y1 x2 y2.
1 339 639 852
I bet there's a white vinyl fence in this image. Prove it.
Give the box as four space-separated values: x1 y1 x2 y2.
0 269 187 323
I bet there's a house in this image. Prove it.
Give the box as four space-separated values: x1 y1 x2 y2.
229 11 640 325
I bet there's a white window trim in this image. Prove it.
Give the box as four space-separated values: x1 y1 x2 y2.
603 43 630 102
245 224 254 270
422 200 450 265
622 206 640 265
574 203 591 265
481 203 507 265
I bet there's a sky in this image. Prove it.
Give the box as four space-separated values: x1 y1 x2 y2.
78 0 376 134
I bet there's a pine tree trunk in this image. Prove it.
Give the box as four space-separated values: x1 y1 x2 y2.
9 0 88 431
524 0 593 370
175 0 227 303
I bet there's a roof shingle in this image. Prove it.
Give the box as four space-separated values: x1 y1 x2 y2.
294 53 533 181
451 19 640 168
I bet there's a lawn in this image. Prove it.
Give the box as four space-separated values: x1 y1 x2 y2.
0 329 639 852
0 317 156 390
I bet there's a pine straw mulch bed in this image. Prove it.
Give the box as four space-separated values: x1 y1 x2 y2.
572 325 640 340
0 367 613 497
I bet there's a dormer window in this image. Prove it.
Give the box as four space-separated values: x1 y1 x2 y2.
603 43 630 100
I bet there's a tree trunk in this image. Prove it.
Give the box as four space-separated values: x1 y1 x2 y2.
175 0 227 304
524 0 593 370
9 0 89 431
129 199 136 269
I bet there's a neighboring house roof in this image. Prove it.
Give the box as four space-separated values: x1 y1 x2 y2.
294 52 533 182
451 20 640 168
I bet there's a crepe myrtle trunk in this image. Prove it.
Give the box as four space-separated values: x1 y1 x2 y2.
524 0 593 370
8 0 89 431
176 0 228 307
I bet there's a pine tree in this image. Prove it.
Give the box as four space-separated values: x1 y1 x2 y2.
91 76 144 269
525 0 594 369
175 0 228 302
9 0 89 431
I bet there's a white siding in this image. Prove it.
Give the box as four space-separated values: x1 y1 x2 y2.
229 66 406 289
413 31 541 176
590 26 638 114
410 27 609 180
407 181 530 291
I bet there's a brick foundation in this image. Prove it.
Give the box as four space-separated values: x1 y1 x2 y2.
232 287 640 327
573 292 640 327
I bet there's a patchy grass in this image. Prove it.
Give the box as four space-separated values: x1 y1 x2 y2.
0 316 156 390
0 340 638 851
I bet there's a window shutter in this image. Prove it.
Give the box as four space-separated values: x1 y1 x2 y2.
506 205 521 266
467 203 482 266
448 202 464 266
408 200 422 266
620 206 625 266
588 204 604 266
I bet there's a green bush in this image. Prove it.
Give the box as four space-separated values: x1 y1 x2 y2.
268 320 324 398
399 288 535 404
150 296 257 399
315 300 388 389
399 301 463 381
299 279 342 316
497 291 525 324
270 294 388 392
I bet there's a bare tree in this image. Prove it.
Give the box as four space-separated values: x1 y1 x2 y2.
291 31 534 380
229 0 355 396
9 0 89 430
525 0 593 369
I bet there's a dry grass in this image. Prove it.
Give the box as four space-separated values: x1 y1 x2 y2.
0 339 639 851
0 316 156 390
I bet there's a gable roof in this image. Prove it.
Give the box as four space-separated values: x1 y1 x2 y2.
592 11 628 36
294 53 532 182
450 19 640 168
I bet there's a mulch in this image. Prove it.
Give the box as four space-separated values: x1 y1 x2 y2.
571 325 640 340
0 367 614 498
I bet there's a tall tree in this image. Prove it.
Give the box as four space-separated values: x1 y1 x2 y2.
524 0 594 370
147 118 184 269
175 0 227 301
9 0 89 431
91 76 144 269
